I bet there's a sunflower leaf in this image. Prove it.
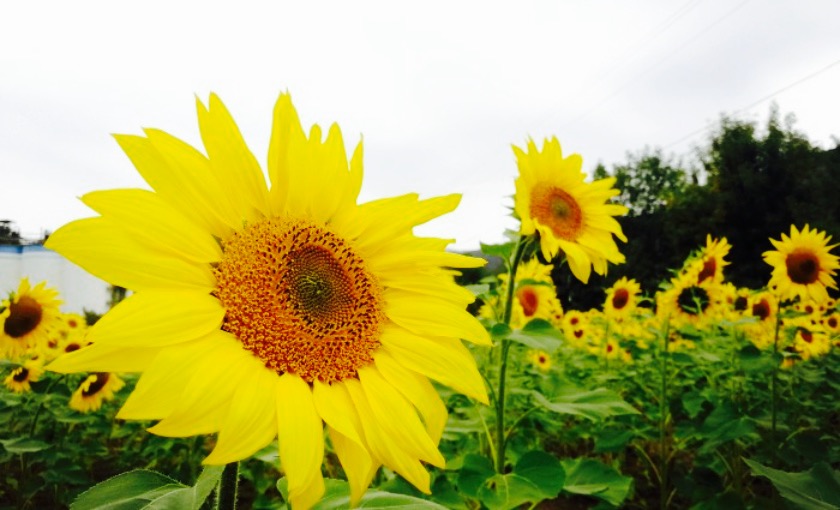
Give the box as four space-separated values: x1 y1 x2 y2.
531 387 639 421
560 458 633 507
277 478 448 509
69 469 186 510
744 459 840 509
504 319 563 352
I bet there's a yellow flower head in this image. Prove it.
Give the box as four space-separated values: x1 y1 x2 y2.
763 225 839 303
45 93 490 509
69 372 125 413
656 272 722 327
513 137 628 283
693 235 731 285
603 277 641 319
483 259 564 329
3 359 44 394
527 350 552 371
1 278 63 359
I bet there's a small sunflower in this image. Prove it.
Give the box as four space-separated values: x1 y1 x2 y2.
694 235 731 285
3 359 44 393
69 372 125 412
657 272 722 327
479 258 563 328
513 137 627 283
46 93 489 509
527 350 552 372
1 278 63 359
603 277 641 319
764 225 839 303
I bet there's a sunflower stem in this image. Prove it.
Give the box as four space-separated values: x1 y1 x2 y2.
659 317 671 510
771 299 782 464
494 236 528 473
215 461 240 510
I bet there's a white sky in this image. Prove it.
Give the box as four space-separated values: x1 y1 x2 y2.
2 0 839 251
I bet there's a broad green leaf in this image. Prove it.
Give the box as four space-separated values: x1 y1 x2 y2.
70 470 186 510
560 458 633 507
277 478 447 509
478 473 543 510
514 451 565 498
480 242 515 260
457 454 495 498
148 465 224 509
532 388 639 421
0 437 51 454
505 319 563 352
744 459 840 509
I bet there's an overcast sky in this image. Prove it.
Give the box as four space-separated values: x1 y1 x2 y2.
2 0 839 251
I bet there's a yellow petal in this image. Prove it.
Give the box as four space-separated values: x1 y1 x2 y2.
85 290 223 348
312 381 364 447
329 427 377 507
379 327 487 403
46 344 159 374
197 94 270 221
374 350 448 443
45 218 215 292
276 373 325 510
267 93 307 217
386 290 490 345
113 133 234 239
204 360 278 464
81 188 221 264
357 365 444 468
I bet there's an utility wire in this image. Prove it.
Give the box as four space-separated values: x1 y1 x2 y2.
559 0 752 131
663 57 840 149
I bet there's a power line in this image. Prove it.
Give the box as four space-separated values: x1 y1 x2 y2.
559 0 752 131
663 57 840 149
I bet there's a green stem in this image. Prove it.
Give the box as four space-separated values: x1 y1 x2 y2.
29 375 66 437
215 462 240 510
771 299 782 464
659 318 671 510
494 236 527 473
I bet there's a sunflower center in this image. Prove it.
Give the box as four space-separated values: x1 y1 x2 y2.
12 367 29 383
786 249 820 284
752 299 771 321
530 184 583 240
734 296 748 311
517 287 539 317
612 288 629 310
4 296 43 338
698 258 717 283
82 373 110 397
677 286 710 315
214 219 383 383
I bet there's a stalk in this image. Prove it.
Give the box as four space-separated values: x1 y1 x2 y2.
215 462 240 510
494 236 527 473
659 318 671 510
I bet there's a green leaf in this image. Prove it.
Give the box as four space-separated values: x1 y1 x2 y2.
744 459 840 509
560 458 633 507
70 470 187 510
457 454 495 498
514 451 565 498
505 319 563 352
0 437 51 454
481 242 515 260
277 478 447 509
532 388 640 421
478 473 543 510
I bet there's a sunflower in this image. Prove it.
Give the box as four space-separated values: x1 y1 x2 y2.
69 372 125 412
513 138 628 283
527 350 552 371
603 277 641 319
45 93 489 509
3 359 44 393
1 278 63 359
763 225 839 303
481 259 564 328
693 235 731 285
656 272 722 328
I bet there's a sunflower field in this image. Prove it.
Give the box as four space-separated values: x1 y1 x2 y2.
1 95 839 510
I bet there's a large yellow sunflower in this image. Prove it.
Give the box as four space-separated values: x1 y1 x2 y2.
1 278 63 359
45 93 489 509
763 225 839 303
513 137 628 283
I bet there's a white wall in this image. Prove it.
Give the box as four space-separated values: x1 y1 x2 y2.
0 245 111 314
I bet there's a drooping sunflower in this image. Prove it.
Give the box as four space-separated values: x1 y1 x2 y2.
3 359 44 393
1 278 63 359
69 372 126 412
763 225 839 303
693 235 731 285
513 137 628 283
603 277 641 320
45 93 489 509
